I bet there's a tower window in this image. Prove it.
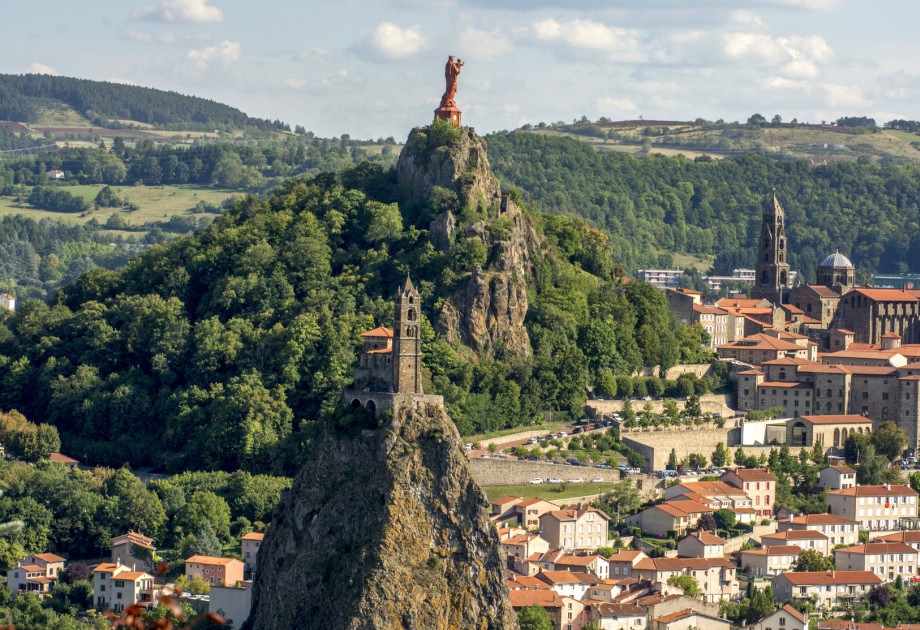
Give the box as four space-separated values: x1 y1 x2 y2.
407 308 417 321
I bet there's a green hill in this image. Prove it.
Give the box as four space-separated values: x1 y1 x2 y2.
0 73 288 132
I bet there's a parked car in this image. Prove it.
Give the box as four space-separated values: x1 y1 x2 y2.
464 443 472 451
569 478 584 484
591 477 604 483
529 478 544 484
566 458 583 467
547 477 563 484
527 438 538 445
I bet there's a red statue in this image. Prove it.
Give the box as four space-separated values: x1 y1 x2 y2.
440 55 464 108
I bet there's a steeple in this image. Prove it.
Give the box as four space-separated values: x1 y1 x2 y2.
751 191 791 305
392 275 423 394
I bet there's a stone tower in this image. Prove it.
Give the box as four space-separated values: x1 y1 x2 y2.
751 192 791 305
817 251 856 295
392 275 424 394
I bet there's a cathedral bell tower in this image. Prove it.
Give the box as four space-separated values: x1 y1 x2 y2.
392 275 424 394
751 192 791 305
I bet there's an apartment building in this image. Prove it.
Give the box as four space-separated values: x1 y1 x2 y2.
833 542 918 580
539 505 610 550
778 514 859 546
826 484 919 530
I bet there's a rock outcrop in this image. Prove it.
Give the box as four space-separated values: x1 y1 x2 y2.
397 126 540 358
244 400 518 630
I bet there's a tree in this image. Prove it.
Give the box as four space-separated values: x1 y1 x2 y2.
667 574 700 596
190 521 222 557
517 604 553 630
176 491 231 540
869 584 891 608
711 442 729 468
713 509 736 530
871 421 907 461
771 114 782 125
845 432 871 463
747 113 767 126
667 449 678 470
59 561 91 585
687 453 707 470
856 444 888 486
697 512 717 533
793 549 834 572
733 447 747 466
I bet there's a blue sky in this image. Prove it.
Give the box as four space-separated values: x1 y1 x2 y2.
2 0 918 139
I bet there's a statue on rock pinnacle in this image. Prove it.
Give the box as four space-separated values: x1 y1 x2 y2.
435 55 463 127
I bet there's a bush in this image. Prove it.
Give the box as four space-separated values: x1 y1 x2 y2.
427 117 462 149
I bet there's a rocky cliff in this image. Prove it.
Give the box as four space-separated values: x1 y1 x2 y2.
244 399 518 630
397 126 540 358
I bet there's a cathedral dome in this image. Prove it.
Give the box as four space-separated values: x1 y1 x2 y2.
820 252 853 268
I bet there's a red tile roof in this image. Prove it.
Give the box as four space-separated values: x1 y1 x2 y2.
508 589 562 608
833 542 917 555
787 514 858 525
723 468 777 482
360 326 393 337
185 555 243 566
242 532 265 541
781 604 807 623
778 570 882 585
32 553 65 563
876 531 920 544
762 530 828 541
827 484 918 497
796 415 874 426
48 453 78 464
740 545 802 556
850 288 918 302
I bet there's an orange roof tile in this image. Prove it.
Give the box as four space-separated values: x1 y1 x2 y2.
242 532 265 541
32 553 66 563
796 415 874 426
828 484 918 497
787 514 858 525
876 531 920 544
762 530 828 541
723 468 777 482
778 570 882 585
850 288 918 302
360 326 393 337
740 545 802 556
508 589 562 608
834 542 917 555
185 555 243 566
48 453 78 464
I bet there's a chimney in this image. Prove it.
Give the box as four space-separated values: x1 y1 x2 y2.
831 569 835 578
886 484 891 491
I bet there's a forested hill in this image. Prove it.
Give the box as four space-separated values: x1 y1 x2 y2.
0 74 287 131
0 149 707 475
486 131 920 280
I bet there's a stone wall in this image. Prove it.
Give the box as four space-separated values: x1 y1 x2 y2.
468 458 620 487
622 428 806 471
586 394 735 419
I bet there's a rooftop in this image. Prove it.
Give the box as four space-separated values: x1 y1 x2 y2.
778 570 882 586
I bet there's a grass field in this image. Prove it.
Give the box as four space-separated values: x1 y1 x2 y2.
482 482 616 503
0 185 239 227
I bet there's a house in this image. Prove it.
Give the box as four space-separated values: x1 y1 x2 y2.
46 169 65 179
826 484 919 530
676 531 725 559
241 532 263 573
111 531 156 573
771 570 882 608
739 545 802 578
817 465 857 490
185 555 245 587
832 542 918 580
583 582 624 603
93 562 157 613
717 333 810 366
508 589 563 628
720 468 777 518
560 596 587 630
746 604 808 630
0 293 15 311
514 498 561 530
209 583 252 630
539 505 609 550
760 530 830 555
606 549 647 579
875 529 920 553
7 553 65 596
633 557 738 603
664 480 753 513
650 608 732 629
501 532 550 571
48 452 79 469
490 496 523 525
587 602 647 630
625 500 712 538
553 554 610 580
786 415 875 450
778 514 859 546
535 570 599 600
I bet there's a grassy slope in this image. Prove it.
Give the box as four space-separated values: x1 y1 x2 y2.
0 185 239 226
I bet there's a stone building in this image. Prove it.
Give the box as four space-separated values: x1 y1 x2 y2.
751 193 791 305
785 415 874 450
833 287 920 345
343 275 443 416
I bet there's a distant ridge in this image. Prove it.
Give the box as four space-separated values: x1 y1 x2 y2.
0 73 289 131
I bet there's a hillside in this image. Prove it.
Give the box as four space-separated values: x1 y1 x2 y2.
485 131 920 278
537 119 920 164
0 73 287 132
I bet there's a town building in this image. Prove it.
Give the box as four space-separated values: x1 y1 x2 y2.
771 570 882 608
7 553 65 596
817 465 857 491
637 269 683 289
675 531 725 559
508 589 563 628
624 499 712 538
539 505 609 550
720 469 777 519
751 193 792 306
746 604 808 630
0 293 15 311
633 557 738 603
739 545 802 578
184 555 245 587
778 514 860 546
93 562 157 613
650 608 732 629
606 550 647 579
209 583 252 630
825 484 919 530
760 530 830 555
786 415 874 450
241 531 263 573
587 602 648 629
513 498 563 530
48 452 79 469
875 529 920 553
111 532 156 573
833 541 918 579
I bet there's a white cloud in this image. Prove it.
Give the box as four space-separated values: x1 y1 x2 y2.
596 96 639 117
131 0 224 23
123 30 177 44
765 76 809 90
774 0 843 10
819 82 868 108
532 18 640 54
723 27 835 81
354 23 427 60
26 63 58 75
106 77 136 85
296 47 332 61
283 78 307 89
502 103 520 115
458 26 513 60
185 40 241 69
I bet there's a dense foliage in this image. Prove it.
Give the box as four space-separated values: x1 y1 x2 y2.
0 162 703 472
0 74 287 132
486 132 920 278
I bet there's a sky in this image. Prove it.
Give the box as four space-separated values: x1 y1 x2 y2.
2 0 919 140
